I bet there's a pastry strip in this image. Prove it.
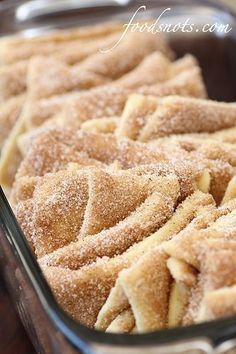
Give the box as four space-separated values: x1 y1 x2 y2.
118 249 171 332
23 66 206 130
95 191 214 330
0 32 123 101
0 94 25 148
184 239 236 325
106 309 135 333
116 95 236 141
139 96 236 142
0 22 124 64
26 32 170 100
163 207 236 270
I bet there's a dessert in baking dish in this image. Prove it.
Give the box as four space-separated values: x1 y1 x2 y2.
1 20 236 333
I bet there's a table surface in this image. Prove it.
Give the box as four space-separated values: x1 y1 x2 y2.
0 1 235 354
0 274 36 354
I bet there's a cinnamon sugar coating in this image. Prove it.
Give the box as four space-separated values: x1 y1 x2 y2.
0 94 25 148
0 22 125 65
117 95 236 141
2 20 236 334
15 168 179 258
22 57 205 131
0 54 205 190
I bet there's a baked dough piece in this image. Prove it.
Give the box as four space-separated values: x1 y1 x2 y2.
167 258 197 327
0 111 26 189
148 127 236 148
81 116 120 134
0 22 125 65
15 167 180 257
95 191 214 330
116 95 159 140
163 201 236 270
112 249 171 333
39 188 177 269
42 257 128 328
26 32 170 100
221 175 236 204
22 65 205 132
184 239 236 325
150 137 236 203
0 94 25 148
37 166 212 270
140 96 236 142
107 309 135 333
0 61 27 102
13 127 236 203
15 129 168 180
0 32 125 101
27 56 111 100
113 53 197 90
40 191 213 329
117 95 236 141
197 285 236 322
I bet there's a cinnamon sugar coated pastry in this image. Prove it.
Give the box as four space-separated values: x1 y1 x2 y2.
2 20 236 334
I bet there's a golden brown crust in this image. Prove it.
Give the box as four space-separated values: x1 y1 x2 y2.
0 62 27 101
26 32 169 100
0 94 25 148
118 249 171 332
0 22 124 64
17 168 179 258
15 129 168 180
197 286 236 322
116 95 236 142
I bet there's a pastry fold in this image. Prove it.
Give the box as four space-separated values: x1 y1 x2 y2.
117 95 236 141
15 167 180 257
0 22 124 65
41 190 213 329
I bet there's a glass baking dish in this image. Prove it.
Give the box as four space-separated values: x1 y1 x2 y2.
0 1 236 353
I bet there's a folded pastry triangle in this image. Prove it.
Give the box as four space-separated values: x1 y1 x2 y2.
95 191 214 331
116 95 236 142
79 169 177 238
15 167 180 258
39 182 179 269
197 285 236 322
117 249 171 332
0 32 126 101
184 239 236 325
163 206 236 270
15 129 168 180
42 256 128 328
26 32 169 100
18 64 205 135
0 21 125 64
0 94 25 148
